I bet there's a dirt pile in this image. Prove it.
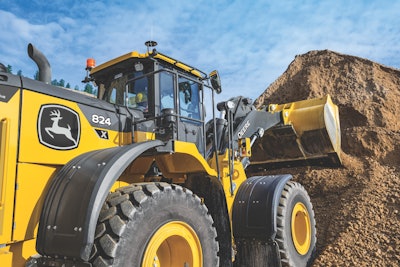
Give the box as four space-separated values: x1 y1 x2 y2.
255 50 400 266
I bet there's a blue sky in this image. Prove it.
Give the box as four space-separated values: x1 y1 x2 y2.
1 0 400 102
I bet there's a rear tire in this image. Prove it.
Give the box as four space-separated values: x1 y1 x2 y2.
90 182 219 267
276 181 316 267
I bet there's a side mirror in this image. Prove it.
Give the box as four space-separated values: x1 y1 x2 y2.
209 70 222 94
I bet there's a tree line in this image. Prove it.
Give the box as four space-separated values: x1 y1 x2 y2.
5 64 96 95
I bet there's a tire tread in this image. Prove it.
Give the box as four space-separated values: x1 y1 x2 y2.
276 181 316 267
90 182 219 266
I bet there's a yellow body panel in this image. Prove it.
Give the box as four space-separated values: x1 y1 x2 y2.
156 141 217 178
208 152 248 216
18 90 120 165
0 90 20 244
0 248 12 266
134 131 155 142
13 163 58 241
1 238 36 267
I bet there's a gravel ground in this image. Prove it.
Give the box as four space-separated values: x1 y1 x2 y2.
255 50 400 266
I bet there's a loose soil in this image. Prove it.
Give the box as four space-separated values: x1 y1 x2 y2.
255 50 400 266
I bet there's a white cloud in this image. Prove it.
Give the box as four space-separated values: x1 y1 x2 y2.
1 0 399 97
0 10 67 77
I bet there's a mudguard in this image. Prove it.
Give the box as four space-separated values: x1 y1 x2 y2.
36 140 164 261
232 174 292 241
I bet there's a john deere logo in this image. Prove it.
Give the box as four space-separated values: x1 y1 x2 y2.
38 104 80 150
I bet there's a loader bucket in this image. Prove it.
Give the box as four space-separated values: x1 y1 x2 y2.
250 95 341 170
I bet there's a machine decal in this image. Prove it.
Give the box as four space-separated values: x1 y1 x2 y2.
37 104 80 150
95 129 109 139
91 114 112 126
78 103 122 131
237 120 250 138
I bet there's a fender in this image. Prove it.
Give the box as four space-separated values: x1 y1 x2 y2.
232 174 292 241
36 140 164 261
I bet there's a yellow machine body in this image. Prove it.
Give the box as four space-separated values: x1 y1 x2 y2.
0 43 341 266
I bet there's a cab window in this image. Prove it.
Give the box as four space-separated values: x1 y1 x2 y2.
125 72 149 112
102 72 126 105
101 70 149 112
160 71 175 110
178 76 200 120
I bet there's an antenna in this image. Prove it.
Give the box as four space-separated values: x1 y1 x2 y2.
150 24 154 41
145 40 158 53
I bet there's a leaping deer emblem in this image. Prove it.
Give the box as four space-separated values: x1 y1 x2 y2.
45 109 77 145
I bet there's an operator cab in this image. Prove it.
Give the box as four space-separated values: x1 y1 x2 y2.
88 42 209 154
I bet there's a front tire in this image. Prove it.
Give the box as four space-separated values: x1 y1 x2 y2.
90 182 219 267
276 181 316 267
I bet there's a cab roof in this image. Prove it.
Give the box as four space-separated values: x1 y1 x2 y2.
91 50 205 79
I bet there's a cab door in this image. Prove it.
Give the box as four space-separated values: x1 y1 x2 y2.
177 76 204 154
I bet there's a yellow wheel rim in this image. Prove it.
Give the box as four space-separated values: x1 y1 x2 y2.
142 221 202 267
291 202 312 255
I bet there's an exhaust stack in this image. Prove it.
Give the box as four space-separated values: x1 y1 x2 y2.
28 43 51 84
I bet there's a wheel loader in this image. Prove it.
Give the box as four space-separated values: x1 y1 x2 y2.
0 41 341 267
